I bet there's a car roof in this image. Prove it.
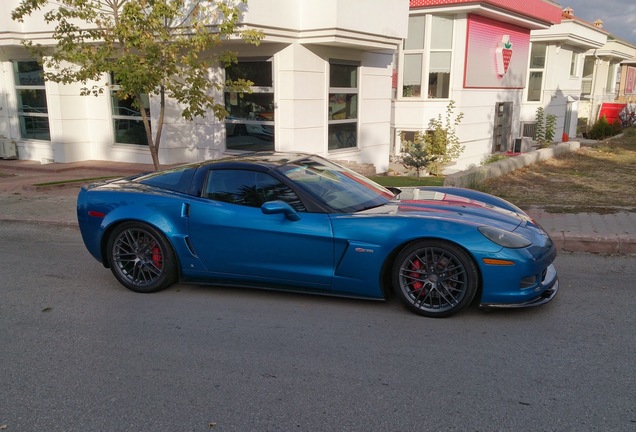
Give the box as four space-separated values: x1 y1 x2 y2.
197 152 316 170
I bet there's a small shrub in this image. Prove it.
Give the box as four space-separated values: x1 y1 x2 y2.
589 115 615 140
544 114 556 146
399 101 465 177
535 107 556 147
399 133 435 178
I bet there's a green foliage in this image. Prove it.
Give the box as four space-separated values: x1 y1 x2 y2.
399 101 465 178
545 113 556 145
12 0 263 169
534 106 556 147
399 132 435 179
426 101 465 176
589 115 615 140
535 107 545 145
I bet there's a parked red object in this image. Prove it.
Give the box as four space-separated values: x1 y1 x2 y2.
599 103 627 125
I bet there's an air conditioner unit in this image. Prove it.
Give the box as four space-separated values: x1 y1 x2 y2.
0 140 18 159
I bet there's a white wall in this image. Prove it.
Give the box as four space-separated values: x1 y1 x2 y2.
1 0 405 170
392 14 527 173
243 0 408 42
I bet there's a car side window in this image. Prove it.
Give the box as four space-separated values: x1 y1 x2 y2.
204 169 306 211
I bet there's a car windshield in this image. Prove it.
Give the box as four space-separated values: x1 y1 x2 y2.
277 156 393 213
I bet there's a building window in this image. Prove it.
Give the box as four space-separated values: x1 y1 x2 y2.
581 56 594 98
14 61 50 140
110 73 150 146
527 43 546 102
402 14 453 99
570 52 579 77
328 61 358 150
606 63 616 94
225 60 274 152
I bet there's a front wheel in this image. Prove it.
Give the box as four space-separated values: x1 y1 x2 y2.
392 240 478 318
107 222 178 293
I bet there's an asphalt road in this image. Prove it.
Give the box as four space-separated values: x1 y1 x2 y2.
1 222 635 431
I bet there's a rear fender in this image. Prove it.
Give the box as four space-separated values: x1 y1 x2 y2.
98 204 186 268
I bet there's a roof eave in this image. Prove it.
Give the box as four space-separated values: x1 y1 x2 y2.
410 4 554 30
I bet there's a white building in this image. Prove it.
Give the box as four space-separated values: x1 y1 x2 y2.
392 0 563 172
0 0 408 172
2 0 635 173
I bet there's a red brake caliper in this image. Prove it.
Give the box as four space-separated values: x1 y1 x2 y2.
151 245 163 268
410 259 423 291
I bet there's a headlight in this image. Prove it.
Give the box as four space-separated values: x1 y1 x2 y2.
478 226 532 249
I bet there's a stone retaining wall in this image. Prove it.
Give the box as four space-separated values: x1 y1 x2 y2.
443 141 581 188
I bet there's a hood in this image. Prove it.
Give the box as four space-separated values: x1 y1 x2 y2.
358 189 526 231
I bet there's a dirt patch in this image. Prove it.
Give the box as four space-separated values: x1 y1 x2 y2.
479 129 636 213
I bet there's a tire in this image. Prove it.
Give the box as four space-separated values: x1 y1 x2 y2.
106 222 178 293
392 240 478 318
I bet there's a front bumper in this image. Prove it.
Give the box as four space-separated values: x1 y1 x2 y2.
480 264 559 309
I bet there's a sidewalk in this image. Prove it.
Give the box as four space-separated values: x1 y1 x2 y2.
1 159 635 254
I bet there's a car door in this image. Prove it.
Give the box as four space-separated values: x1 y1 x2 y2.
187 168 335 290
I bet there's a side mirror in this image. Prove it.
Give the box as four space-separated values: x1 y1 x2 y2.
261 200 301 221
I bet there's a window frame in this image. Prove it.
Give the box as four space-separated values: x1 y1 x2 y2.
328 60 359 152
606 62 616 94
569 52 579 77
224 59 275 152
400 14 454 100
13 60 51 141
581 55 595 99
109 72 151 146
526 42 546 102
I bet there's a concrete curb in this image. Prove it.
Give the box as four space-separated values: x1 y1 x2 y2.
548 231 636 255
444 141 581 187
0 217 79 228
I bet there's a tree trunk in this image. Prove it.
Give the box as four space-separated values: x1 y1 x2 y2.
138 93 160 171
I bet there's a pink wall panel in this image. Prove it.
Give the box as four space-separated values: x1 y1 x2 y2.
464 14 530 89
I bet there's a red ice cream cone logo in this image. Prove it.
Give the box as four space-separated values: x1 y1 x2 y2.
496 35 513 76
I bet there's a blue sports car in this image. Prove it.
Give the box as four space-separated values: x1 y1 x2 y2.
77 152 558 318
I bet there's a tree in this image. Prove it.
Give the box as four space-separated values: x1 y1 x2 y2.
399 131 436 179
12 0 263 170
400 101 464 178
425 100 464 176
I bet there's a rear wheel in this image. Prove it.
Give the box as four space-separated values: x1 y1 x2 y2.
393 240 478 318
107 222 177 293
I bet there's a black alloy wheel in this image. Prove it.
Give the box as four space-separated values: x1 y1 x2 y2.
393 240 478 317
107 222 177 293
